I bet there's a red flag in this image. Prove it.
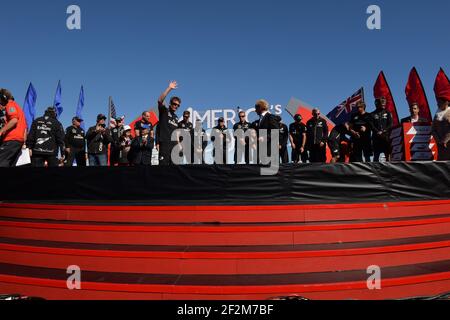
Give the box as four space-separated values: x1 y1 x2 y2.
129 109 159 138
405 67 432 122
434 68 450 102
374 71 400 126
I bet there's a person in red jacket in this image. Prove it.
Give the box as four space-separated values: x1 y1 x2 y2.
0 89 27 167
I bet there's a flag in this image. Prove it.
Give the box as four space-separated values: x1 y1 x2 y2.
53 80 63 118
405 67 432 122
374 71 400 126
326 88 365 125
76 86 85 130
434 68 450 102
108 97 119 128
23 82 37 131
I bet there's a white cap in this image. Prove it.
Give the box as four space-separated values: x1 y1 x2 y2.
123 125 132 131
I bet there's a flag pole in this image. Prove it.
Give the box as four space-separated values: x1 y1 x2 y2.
108 96 112 129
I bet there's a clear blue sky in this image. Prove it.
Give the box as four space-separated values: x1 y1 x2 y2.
2 0 450 128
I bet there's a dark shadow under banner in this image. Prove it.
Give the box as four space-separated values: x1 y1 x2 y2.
0 162 449 205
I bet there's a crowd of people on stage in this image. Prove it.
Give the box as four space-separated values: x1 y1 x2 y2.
0 79 449 168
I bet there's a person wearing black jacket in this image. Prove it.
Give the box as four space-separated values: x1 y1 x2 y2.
157 81 180 165
129 124 155 165
306 109 328 163
371 97 393 162
178 111 194 164
86 114 113 166
110 118 124 166
27 107 65 167
328 122 351 163
65 117 86 167
349 102 373 162
289 114 308 164
279 120 289 164
233 111 251 164
211 117 230 164
252 99 281 164
192 120 208 165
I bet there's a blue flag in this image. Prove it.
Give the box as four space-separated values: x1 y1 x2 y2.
327 88 364 125
76 86 85 130
54 80 63 118
23 83 37 131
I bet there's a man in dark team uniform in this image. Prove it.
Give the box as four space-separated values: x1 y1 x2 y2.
349 102 373 162
110 117 124 166
328 122 351 163
212 117 229 164
279 120 289 164
233 111 251 164
371 97 393 162
157 81 180 165
178 110 194 164
306 109 328 163
26 107 65 167
192 120 208 165
289 114 308 164
86 114 113 166
65 116 86 167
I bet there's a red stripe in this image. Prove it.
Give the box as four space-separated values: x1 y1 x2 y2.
1 240 449 259
1 199 450 212
0 272 449 295
1 216 449 233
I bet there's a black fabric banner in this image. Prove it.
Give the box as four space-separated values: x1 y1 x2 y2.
1 162 449 205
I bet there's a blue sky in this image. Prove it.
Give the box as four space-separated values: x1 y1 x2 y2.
2 0 450 128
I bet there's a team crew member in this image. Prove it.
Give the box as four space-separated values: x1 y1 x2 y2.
119 126 132 166
306 109 328 163
110 117 125 166
328 122 351 163
0 89 27 167
212 117 229 164
129 124 155 166
279 120 289 164
178 111 194 164
289 114 307 164
134 112 153 137
349 102 373 162
86 114 113 166
401 103 428 124
252 99 281 164
65 117 86 167
157 81 180 165
233 111 251 164
371 97 393 162
27 107 65 167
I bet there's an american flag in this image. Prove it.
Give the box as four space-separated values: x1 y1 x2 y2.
109 98 120 128
327 88 365 125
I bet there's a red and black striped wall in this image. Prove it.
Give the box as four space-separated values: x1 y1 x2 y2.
0 163 449 300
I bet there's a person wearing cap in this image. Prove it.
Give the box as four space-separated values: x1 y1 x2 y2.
86 114 113 166
306 108 328 163
233 111 251 164
432 69 450 161
371 97 393 162
118 125 133 166
349 101 373 162
211 117 230 164
157 81 180 165
26 107 65 167
0 88 27 167
110 117 125 166
64 116 86 167
289 114 307 164
401 103 428 124
129 123 155 166
178 110 194 164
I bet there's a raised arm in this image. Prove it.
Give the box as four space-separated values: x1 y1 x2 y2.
158 81 178 107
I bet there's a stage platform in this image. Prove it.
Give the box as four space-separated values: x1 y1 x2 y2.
0 162 449 300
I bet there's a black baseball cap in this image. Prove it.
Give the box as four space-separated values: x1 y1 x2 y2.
218 117 225 122
97 114 107 121
72 116 83 122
